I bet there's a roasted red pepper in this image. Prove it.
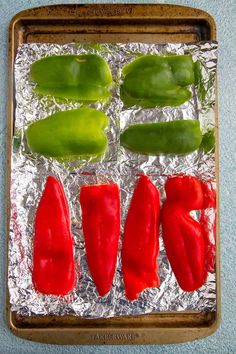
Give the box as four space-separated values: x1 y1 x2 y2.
122 175 160 301
161 175 216 292
80 183 120 296
33 176 76 295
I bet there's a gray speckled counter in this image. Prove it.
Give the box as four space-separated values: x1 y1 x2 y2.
0 0 235 353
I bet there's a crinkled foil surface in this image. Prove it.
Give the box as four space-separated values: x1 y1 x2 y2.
9 42 218 318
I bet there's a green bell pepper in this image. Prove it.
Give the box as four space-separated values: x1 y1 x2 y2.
30 54 113 102
120 54 195 108
26 108 108 160
120 120 202 155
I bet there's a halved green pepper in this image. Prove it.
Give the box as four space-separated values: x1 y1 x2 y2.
120 120 202 155
26 108 109 160
121 54 195 107
30 54 113 102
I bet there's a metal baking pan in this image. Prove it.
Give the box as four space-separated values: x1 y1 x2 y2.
6 4 220 345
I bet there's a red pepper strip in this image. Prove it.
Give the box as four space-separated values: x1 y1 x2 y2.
80 183 120 296
200 181 216 273
162 175 205 292
33 176 76 295
122 175 160 301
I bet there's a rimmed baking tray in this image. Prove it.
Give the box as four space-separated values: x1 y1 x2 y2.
6 4 220 345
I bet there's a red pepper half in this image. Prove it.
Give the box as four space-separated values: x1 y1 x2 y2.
33 176 76 295
122 175 160 301
161 175 216 292
80 183 120 296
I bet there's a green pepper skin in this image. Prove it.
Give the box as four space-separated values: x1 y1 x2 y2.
120 85 192 108
199 129 215 153
26 108 108 160
121 55 195 107
120 120 202 155
30 54 112 101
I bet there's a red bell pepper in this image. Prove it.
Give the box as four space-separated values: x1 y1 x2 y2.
80 183 120 296
122 175 160 301
161 175 216 292
33 176 76 295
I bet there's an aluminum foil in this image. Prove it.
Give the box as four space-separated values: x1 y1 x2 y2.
9 41 218 318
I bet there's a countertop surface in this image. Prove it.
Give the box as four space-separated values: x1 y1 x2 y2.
0 0 235 353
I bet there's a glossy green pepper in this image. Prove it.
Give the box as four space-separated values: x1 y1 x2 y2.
120 55 195 107
30 54 113 102
120 120 202 155
26 108 108 160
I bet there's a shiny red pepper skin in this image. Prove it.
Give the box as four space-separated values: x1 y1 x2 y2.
33 176 76 295
80 183 120 296
161 175 215 292
122 175 160 301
